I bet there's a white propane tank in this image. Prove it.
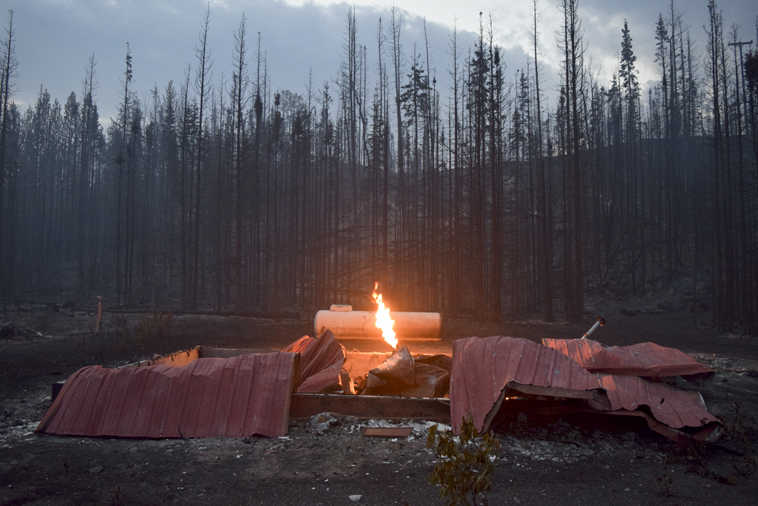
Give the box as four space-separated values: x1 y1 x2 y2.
314 306 441 341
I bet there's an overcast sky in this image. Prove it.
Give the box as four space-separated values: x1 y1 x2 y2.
4 0 757 123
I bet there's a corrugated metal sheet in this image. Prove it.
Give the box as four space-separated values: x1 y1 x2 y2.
542 338 713 377
450 336 600 433
595 374 718 429
36 352 297 438
284 330 345 393
450 336 719 436
283 335 314 354
539 338 604 369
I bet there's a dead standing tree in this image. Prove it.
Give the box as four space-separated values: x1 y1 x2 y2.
391 7 404 299
232 14 248 309
707 0 725 329
192 5 212 309
78 55 97 295
728 34 752 330
560 0 585 322
0 9 15 300
533 0 552 321
116 43 133 305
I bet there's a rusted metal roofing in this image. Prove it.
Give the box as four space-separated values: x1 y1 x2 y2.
595 373 718 429
450 336 601 433
284 330 346 393
540 338 603 369
542 338 713 377
450 336 719 438
36 352 297 438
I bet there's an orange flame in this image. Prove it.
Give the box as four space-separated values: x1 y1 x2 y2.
372 282 397 349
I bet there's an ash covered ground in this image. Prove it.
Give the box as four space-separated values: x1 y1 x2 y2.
1 300 757 505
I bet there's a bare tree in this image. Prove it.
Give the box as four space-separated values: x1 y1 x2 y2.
192 5 212 309
233 13 248 308
78 54 97 293
115 42 133 304
0 9 15 299
533 0 552 320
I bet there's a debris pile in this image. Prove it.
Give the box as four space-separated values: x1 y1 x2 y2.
38 329 720 443
283 333 451 398
361 346 450 398
450 336 720 442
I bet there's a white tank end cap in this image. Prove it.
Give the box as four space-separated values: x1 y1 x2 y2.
329 304 353 312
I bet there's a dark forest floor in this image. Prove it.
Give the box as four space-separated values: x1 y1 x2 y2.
1 300 757 505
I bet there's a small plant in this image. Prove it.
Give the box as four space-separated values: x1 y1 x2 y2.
426 417 500 506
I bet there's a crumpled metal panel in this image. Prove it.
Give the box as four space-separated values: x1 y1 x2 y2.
450 336 719 436
596 374 719 429
284 330 346 393
542 338 713 377
450 336 600 433
540 338 604 369
36 352 297 438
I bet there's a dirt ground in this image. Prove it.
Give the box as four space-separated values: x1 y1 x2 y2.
1 300 757 505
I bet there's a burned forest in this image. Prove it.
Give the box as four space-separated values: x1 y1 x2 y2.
0 3 757 332
0 2 758 331
2 1 758 505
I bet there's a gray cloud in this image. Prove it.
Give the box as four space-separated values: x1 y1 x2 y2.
6 0 493 122
579 0 757 84
5 0 755 122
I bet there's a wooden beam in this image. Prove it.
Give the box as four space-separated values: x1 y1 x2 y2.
290 393 450 421
507 382 599 400
362 427 413 437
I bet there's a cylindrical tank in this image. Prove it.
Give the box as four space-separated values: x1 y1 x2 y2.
314 307 441 341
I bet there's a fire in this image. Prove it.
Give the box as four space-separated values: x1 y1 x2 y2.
372 282 397 349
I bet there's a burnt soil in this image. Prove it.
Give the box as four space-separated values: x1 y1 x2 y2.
1 299 757 505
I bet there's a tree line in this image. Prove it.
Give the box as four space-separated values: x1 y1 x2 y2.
0 1 756 332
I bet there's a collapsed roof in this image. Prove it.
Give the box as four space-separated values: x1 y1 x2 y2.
450 336 719 441
37 352 297 438
38 332 719 441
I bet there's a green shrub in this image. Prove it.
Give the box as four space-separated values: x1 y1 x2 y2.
426 417 500 505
